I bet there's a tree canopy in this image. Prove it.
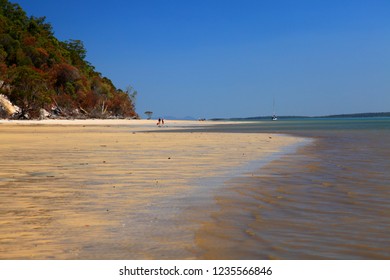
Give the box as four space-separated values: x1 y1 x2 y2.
0 0 138 119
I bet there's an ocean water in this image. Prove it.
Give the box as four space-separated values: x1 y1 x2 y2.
195 118 390 259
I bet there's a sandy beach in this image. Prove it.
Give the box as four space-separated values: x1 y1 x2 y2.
0 119 304 259
0 118 220 129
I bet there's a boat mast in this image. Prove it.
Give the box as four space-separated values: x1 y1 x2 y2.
272 97 277 120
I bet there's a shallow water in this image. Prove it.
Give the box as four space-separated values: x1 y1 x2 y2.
195 118 390 259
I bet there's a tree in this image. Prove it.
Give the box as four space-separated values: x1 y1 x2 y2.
62 39 87 67
144 111 153 119
51 63 80 94
8 66 51 118
125 85 137 107
63 39 86 59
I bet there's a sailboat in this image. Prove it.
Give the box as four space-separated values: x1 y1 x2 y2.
272 98 278 121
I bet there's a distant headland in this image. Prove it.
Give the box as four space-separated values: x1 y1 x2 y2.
211 112 390 121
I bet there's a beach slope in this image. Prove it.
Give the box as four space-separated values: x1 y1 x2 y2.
0 119 304 259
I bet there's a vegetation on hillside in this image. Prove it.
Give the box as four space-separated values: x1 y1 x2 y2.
0 0 138 119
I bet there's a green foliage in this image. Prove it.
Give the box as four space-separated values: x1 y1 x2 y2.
8 65 51 117
63 39 87 61
0 0 138 119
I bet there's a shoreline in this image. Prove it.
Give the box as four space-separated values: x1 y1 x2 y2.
0 118 241 129
0 120 308 259
194 124 390 259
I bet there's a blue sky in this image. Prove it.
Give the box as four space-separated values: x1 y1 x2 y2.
14 0 390 119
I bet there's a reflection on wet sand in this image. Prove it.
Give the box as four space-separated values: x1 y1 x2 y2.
195 130 390 259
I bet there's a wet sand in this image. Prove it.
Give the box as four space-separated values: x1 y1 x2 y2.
0 120 303 259
195 128 390 259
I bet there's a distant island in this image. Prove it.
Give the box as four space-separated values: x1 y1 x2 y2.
0 0 138 120
211 112 390 121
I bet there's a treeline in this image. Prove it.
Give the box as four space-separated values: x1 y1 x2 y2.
322 112 390 118
0 0 138 119
212 112 390 121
